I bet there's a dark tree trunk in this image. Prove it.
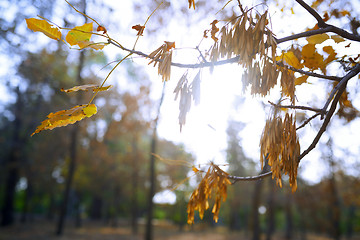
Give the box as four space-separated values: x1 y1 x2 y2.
328 177 341 240
131 138 139 234
56 41 86 235
89 195 103 220
266 177 275 240
285 189 293 240
74 191 82 228
1 87 23 227
345 205 355 240
20 177 33 223
251 159 270 240
145 83 165 240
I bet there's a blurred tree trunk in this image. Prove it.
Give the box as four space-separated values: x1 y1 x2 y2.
326 139 341 240
266 177 275 240
20 172 33 223
328 177 341 240
251 158 270 240
89 194 103 220
285 189 293 240
345 205 355 240
74 191 82 228
56 46 86 235
131 138 139 234
1 87 23 226
145 83 165 240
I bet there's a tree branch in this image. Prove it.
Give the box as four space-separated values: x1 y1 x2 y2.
268 101 323 113
228 171 272 183
295 0 326 27
298 63 360 161
296 112 321 130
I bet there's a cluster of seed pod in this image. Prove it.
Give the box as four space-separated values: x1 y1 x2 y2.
148 41 175 82
260 113 300 192
187 163 231 224
209 10 294 98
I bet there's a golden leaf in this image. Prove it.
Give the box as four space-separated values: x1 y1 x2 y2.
276 51 302 69
61 84 112 93
26 18 61 40
301 44 324 70
77 40 106 50
66 22 93 46
295 75 309 86
31 104 97 136
306 33 329 44
331 35 345 43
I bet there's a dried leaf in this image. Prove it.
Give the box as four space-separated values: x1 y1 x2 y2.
188 0 195 9
276 51 302 69
61 84 112 93
306 33 329 44
26 18 61 40
295 75 309 86
31 104 97 136
66 22 93 46
301 44 324 70
132 24 145 36
331 35 345 43
96 25 107 34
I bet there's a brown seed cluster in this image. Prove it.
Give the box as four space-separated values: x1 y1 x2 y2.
260 113 300 192
148 41 175 82
187 163 231 224
209 11 280 97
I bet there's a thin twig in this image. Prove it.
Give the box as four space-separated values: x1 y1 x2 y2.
268 101 323 112
228 171 272 183
295 0 326 27
296 112 321 130
298 64 360 161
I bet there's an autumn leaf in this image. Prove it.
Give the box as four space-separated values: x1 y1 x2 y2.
132 24 145 36
66 22 93 46
331 35 345 43
301 43 324 70
77 41 106 50
96 25 107 34
26 18 61 40
306 33 329 44
61 84 112 93
31 104 97 136
295 75 309 86
188 0 195 9
276 50 302 69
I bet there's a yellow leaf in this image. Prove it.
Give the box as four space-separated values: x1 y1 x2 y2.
301 44 324 70
31 104 97 136
331 35 345 43
61 84 112 93
295 75 309 85
66 22 93 46
83 104 97 117
192 166 199 173
306 33 329 44
282 51 302 69
77 40 106 50
26 18 61 40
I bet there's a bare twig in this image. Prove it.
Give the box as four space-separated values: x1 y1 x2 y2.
268 101 323 113
295 0 326 27
296 112 321 130
228 171 272 183
298 64 360 161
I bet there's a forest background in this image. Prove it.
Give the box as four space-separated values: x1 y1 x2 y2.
1 0 360 240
